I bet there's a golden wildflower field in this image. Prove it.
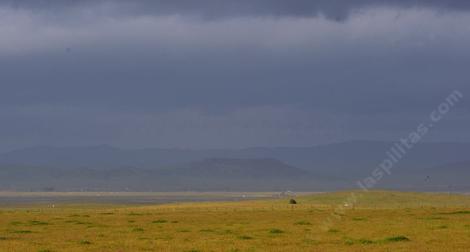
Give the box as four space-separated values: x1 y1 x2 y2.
0 191 469 252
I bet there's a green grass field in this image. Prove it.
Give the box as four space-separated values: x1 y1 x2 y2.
1 191 469 251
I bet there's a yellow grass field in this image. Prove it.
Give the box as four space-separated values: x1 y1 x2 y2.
1 191 470 251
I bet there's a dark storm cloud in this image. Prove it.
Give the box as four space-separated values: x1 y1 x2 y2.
2 0 470 20
1 11 469 114
1 44 469 114
0 1 469 150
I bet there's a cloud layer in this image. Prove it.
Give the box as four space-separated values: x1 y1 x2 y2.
0 1 469 151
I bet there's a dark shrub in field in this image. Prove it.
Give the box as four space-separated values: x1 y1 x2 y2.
132 227 144 232
10 230 32 234
289 199 297 204
384 236 410 242
269 228 284 234
294 220 311 225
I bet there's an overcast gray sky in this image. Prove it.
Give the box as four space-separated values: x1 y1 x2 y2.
0 0 469 151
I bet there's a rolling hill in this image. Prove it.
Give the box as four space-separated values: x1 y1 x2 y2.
0 141 468 191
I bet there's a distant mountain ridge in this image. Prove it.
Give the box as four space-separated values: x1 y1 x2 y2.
0 141 469 191
2 141 470 170
166 158 309 179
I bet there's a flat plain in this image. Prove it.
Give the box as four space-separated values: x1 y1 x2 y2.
0 191 469 251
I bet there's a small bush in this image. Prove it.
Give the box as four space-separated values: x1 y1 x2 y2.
152 219 167 224
68 220 90 225
79 240 92 245
238 235 253 240
11 230 32 234
269 228 284 234
289 199 297 204
420 216 446 220
199 229 214 232
29 220 49 226
294 221 311 225
357 239 375 244
99 212 114 215
344 238 376 245
132 227 144 232
344 238 354 245
384 235 410 242
442 210 470 215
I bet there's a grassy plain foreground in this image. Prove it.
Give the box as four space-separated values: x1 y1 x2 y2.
1 191 470 251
